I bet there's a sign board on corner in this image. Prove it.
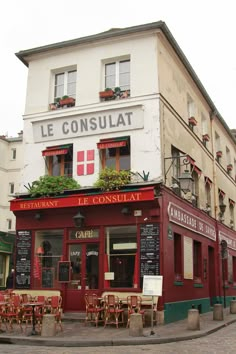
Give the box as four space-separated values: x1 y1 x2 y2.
142 275 163 296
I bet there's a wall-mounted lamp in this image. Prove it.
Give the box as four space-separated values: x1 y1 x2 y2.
219 204 226 214
121 206 131 215
164 154 194 194
73 210 85 227
35 212 42 220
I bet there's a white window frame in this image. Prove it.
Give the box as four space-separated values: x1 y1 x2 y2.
104 58 130 91
54 69 77 100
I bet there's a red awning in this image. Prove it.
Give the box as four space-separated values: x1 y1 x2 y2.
205 176 213 186
42 147 69 156
218 189 225 198
97 137 128 149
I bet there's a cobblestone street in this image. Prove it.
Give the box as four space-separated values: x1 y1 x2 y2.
0 320 236 354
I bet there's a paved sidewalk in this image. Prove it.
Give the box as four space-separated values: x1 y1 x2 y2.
0 308 236 347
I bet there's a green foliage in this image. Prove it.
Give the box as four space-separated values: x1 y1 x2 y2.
62 95 69 99
94 168 131 191
105 87 112 91
25 175 80 197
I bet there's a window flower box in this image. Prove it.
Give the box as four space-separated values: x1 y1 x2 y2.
216 150 222 158
99 89 114 99
227 164 233 171
59 96 75 107
202 133 210 142
188 117 197 126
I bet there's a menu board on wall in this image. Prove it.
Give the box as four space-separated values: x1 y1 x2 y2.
58 261 71 282
15 230 32 289
140 224 160 279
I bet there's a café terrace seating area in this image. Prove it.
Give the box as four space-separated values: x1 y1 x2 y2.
84 292 158 329
0 290 63 333
0 290 158 334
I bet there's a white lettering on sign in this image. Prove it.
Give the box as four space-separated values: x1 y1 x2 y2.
168 202 216 241
33 107 144 142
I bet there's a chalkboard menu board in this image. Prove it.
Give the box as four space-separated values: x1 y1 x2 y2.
58 261 71 282
42 268 54 288
140 224 160 278
15 230 32 289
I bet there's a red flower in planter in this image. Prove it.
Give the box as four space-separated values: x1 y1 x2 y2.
188 117 197 126
227 164 233 171
202 134 210 141
216 150 222 157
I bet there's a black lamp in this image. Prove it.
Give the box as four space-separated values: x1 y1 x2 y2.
73 211 85 227
35 212 41 220
121 206 131 215
178 170 194 193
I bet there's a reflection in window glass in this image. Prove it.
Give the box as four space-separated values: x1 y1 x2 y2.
33 230 63 289
105 225 137 288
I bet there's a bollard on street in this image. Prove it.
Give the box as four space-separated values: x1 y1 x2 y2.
230 299 236 314
187 309 200 330
129 313 143 337
213 303 224 321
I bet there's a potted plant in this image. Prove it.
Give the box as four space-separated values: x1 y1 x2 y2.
188 117 197 126
202 133 210 142
59 95 75 107
99 88 114 99
216 150 222 158
94 167 131 191
227 164 233 171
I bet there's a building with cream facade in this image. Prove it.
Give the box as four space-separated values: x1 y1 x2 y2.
10 21 236 322
0 132 23 288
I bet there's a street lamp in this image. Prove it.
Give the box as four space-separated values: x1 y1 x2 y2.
164 154 194 194
73 210 85 228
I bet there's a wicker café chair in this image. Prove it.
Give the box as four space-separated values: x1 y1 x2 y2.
84 294 104 327
103 294 124 328
126 295 145 328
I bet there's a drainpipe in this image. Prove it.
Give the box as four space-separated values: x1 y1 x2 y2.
210 111 221 303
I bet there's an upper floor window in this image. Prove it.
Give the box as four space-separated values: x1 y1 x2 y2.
97 137 130 171
187 94 195 119
11 148 16 160
105 60 130 92
42 145 73 177
54 70 76 100
9 183 14 195
7 219 12 230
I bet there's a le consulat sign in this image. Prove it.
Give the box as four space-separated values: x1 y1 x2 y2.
32 106 144 142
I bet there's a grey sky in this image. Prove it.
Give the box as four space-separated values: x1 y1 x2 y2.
1 0 235 136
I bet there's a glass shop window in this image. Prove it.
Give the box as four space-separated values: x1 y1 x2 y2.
105 225 137 288
193 240 202 280
33 230 63 289
174 233 182 280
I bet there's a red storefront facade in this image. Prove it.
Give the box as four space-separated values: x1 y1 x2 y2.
10 184 236 323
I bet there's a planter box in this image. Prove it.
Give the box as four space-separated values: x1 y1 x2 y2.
59 97 75 106
202 134 210 141
99 90 114 98
188 117 197 126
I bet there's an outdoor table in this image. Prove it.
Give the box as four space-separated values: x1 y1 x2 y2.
23 302 44 335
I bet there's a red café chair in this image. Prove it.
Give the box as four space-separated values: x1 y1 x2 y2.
104 294 124 328
126 295 145 328
2 294 23 332
47 295 63 331
84 293 104 327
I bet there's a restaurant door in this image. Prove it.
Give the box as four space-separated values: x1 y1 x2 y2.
65 242 99 311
